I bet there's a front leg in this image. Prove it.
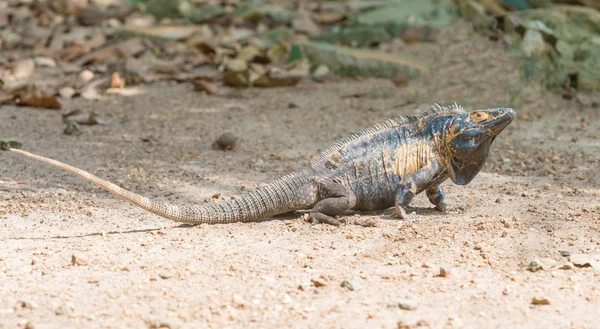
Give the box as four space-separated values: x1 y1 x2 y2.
426 184 449 212
394 181 415 219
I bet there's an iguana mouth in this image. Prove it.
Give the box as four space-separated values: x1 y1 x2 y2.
486 108 515 135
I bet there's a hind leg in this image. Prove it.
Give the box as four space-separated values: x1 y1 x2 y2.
308 182 356 226
426 184 449 212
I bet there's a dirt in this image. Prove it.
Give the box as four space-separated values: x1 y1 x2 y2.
1 22 600 329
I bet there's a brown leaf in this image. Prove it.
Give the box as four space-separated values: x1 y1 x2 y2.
311 11 346 25
253 59 309 88
122 26 199 40
400 27 438 44
18 96 61 110
292 7 322 36
73 38 146 66
110 72 125 89
0 91 14 104
78 6 132 26
193 79 218 94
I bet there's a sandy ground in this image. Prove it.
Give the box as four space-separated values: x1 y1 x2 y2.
1 22 600 329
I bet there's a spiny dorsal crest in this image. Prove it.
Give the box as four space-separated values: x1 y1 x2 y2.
311 103 465 166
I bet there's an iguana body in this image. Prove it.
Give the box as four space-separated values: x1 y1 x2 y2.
4 103 515 226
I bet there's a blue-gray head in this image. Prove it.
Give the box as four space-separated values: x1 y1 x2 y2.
441 107 515 185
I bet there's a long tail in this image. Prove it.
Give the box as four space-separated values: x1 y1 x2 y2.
7 148 314 225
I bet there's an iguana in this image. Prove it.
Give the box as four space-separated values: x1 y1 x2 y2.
2 103 514 226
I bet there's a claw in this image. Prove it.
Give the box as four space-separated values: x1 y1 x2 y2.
393 204 407 219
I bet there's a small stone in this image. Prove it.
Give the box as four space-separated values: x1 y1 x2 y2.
64 122 81 136
71 253 89 266
58 87 76 99
212 133 238 151
559 262 575 270
559 250 571 257
297 281 311 291
312 64 330 82
438 265 451 277
158 271 174 279
502 157 512 164
457 204 467 211
397 320 411 329
390 299 418 310
527 258 542 272
21 300 37 309
146 317 181 329
34 56 57 68
55 304 71 316
78 70 95 85
311 277 328 287
570 254 597 267
341 276 362 291
531 296 550 305
540 258 557 270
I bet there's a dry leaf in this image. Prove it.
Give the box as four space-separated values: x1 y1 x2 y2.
1 59 35 82
18 96 61 109
110 72 125 89
292 7 321 36
0 91 14 104
74 38 145 66
80 78 109 100
311 11 346 25
122 26 199 40
193 79 218 94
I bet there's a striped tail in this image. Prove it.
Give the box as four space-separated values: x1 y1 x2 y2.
8 148 316 225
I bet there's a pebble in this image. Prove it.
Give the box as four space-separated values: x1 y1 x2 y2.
527 258 542 272
21 300 37 309
340 276 362 291
34 56 57 68
146 317 181 329
297 282 311 291
158 271 174 280
55 305 71 316
570 254 597 267
559 250 571 257
311 277 328 287
58 87 76 99
438 265 451 278
559 262 575 270
390 299 418 310
78 70 95 85
71 253 89 266
212 133 238 151
531 296 550 305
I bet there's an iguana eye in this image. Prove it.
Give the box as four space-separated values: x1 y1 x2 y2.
471 111 489 123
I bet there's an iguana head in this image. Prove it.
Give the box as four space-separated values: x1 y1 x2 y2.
443 107 515 185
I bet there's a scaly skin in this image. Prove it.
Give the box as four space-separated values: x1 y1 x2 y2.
4 103 515 226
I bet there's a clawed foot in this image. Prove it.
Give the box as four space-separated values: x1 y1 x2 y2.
297 210 343 226
309 212 343 226
435 201 451 213
393 204 408 219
